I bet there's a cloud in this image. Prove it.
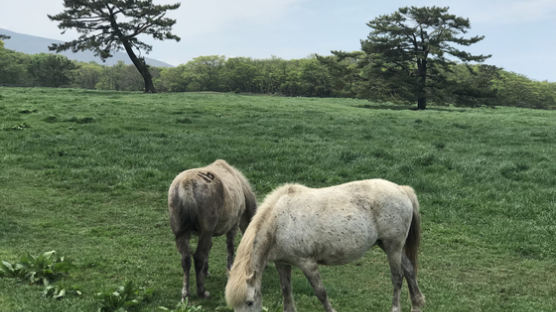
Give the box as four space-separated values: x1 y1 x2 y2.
402 0 556 25
466 0 556 24
0 0 302 41
0 0 68 39
168 0 302 39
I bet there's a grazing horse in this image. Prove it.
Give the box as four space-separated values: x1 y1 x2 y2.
169 159 257 300
225 179 425 312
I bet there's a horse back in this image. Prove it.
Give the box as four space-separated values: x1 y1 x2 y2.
269 179 414 264
168 160 254 236
344 180 415 244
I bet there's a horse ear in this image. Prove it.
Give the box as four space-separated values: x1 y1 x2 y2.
246 271 255 283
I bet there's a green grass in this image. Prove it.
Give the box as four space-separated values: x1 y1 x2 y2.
1 87 555 312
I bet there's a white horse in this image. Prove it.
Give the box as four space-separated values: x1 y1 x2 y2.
225 179 425 312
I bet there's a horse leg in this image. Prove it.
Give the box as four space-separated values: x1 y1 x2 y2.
175 232 191 301
298 260 336 312
275 262 297 312
383 241 404 312
402 254 425 312
194 231 213 298
226 227 238 272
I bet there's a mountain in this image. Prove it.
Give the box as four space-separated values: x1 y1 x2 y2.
0 28 173 68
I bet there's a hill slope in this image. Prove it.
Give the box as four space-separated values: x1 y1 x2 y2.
0 87 555 311
0 28 172 67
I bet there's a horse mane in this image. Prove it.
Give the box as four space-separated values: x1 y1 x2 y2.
225 184 298 307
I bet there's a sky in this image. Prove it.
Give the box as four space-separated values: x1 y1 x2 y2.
1 0 556 81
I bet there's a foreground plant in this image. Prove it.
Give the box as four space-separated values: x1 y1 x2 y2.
0 250 72 285
43 283 82 299
96 281 154 312
158 299 205 312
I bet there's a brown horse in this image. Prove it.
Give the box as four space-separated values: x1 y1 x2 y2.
169 159 257 300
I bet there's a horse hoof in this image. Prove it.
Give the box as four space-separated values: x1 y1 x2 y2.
198 290 210 298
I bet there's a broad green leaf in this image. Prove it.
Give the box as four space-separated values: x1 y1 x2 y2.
42 250 56 259
1 261 14 272
54 288 66 299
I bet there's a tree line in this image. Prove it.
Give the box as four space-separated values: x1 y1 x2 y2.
2 3 556 109
37 2 555 109
1 40 555 109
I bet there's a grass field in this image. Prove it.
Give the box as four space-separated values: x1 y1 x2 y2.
0 87 555 312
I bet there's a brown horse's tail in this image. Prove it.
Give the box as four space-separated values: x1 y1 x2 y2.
401 185 421 274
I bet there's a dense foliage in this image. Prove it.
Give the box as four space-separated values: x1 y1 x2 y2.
0 40 555 109
360 6 491 109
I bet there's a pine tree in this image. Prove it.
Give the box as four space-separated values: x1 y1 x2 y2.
48 0 180 93
362 6 490 109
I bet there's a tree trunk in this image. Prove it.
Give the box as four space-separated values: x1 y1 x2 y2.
417 97 427 110
140 65 156 93
416 58 427 110
121 41 156 93
107 7 157 93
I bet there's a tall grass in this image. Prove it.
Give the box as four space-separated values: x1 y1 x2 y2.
0 87 555 311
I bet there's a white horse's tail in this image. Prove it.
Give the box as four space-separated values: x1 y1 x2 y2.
400 185 421 274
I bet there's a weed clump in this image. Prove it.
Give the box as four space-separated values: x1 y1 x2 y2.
3 122 30 131
0 250 72 285
96 281 153 312
158 299 205 312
